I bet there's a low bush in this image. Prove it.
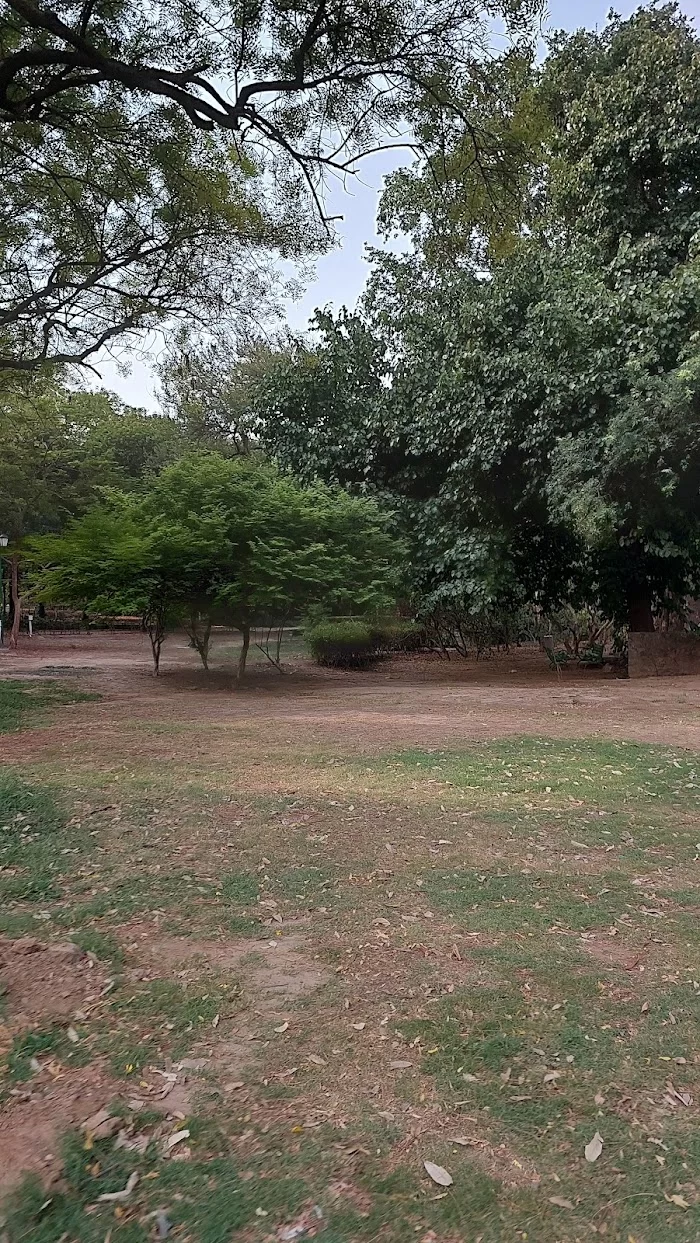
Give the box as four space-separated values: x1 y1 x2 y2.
305 620 379 668
371 620 426 652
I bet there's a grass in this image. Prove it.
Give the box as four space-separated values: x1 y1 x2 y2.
4 1025 90 1085
0 769 82 907
2 691 700 1240
0 678 97 733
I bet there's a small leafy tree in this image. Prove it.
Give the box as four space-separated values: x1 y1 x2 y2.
28 454 403 677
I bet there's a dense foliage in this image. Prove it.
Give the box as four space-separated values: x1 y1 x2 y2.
1 0 541 369
28 454 403 674
252 5 700 631
305 619 379 668
0 373 187 543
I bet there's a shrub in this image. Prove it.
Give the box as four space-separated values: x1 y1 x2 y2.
371 620 426 652
306 620 379 668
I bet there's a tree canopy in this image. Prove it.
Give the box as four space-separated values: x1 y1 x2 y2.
1 0 542 369
253 4 700 631
28 453 403 673
0 371 187 542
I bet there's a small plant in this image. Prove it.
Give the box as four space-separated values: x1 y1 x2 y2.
305 620 379 668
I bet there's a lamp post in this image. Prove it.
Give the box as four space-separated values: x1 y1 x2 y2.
0 535 8 647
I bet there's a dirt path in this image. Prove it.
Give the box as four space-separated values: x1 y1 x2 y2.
2 632 700 756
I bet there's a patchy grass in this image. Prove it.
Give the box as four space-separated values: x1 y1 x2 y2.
3 710 700 1239
4 1025 88 1085
106 976 241 1070
0 770 84 907
0 678 97 733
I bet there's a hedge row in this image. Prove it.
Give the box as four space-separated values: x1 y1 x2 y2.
305 620 425 668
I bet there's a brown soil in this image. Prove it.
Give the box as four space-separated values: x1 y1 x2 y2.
578 932 651 971
0 932 224 1194
2 632 700 759
0 1062 121 1194
0 937 123 1194
119 921 331 1084
2 635 700 1211
121 922 328 1010
0 936 108 1032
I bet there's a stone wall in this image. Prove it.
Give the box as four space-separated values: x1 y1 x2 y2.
628 630 700 678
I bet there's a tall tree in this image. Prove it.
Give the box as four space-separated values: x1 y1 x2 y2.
0 0 542 369
255 5 700 630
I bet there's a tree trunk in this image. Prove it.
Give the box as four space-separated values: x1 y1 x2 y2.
146 609 165 674
627 585 655 632
187 613 212 670
149 627 162 674
237 623 250 682
9 556 20 649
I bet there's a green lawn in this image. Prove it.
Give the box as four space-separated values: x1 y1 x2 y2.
0 678 97 734
2 690 699 1241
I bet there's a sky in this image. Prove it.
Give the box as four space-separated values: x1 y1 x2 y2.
96 0 700 410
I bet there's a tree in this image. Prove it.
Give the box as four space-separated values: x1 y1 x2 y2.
0 371 187 542
158 333 288 453
0 369 190 642
28 453 403 675
0 0 541 370
256 6 700 631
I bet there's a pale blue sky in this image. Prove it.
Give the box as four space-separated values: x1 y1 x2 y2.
98 1 700 408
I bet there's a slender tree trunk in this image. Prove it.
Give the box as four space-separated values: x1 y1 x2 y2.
146 606 166 675
9 556 20 649
237 623 250 682
187 613 212 670
148 626 162 674
199 618 211 671
627 584 655 632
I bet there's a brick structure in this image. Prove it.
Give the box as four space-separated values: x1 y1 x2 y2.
628 631 700 678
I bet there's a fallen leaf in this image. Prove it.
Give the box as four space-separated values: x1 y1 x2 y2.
543 1070 561 1084
352 1022 366 1031
274 1022 289 1034
462 1072 478 1082
448 1137 473 1146
212 1014 220 1028
166 1129 190 1151
584 1131 604 1163
81 1108 112 1134
594 1092 606 1106
308 1054 326 1066
97 1172 139 1203
389 1060 413 1070
667 1080 693 1107
66 1026 80 1044
423 1160 453 1187
665 1193 689 1209
549 1196 574 1210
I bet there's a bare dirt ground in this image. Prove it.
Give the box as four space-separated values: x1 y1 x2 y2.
2 629 700 757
